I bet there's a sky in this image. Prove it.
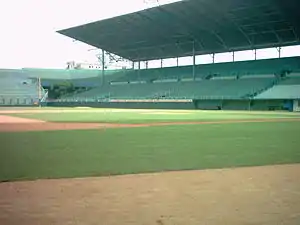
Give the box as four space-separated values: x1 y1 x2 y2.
0 0 180 69
0 0 299 69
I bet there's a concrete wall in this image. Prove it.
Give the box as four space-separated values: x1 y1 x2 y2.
293 100 300 112
47 101 196 109
46 99 289 111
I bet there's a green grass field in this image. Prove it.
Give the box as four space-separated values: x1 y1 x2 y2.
0 108 300 181
5 108 300 123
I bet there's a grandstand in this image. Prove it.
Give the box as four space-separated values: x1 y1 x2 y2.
52 56 300 111
1 0 300 111
58 57 299 100
0 68 125 105
113 57 300 82
54 0 300 111
0 69 45 106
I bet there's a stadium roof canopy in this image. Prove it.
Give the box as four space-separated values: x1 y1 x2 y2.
58 0 300 62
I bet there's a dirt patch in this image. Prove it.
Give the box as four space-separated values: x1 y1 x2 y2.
0 108 155 114
0 115 45 124
140 112 191 115
0 115 147 132
0 122 157 132
0 164 299 225
0 116 300 132
0 123 106 132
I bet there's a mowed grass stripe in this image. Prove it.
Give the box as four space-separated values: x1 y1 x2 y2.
0 121 299 181
6 110 300 123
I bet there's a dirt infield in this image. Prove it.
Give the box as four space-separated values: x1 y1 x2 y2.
140 112 192 115
1 115 300 132
0 115 144 132
0 115 45 124
0 164 299 225
0 108 157 114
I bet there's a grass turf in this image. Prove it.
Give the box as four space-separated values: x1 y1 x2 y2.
3 109 300 123
0 121 300 181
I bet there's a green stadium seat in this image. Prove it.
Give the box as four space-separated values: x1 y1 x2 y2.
255 85 300 99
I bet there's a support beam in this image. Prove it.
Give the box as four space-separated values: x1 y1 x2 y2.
37 77 42 107
212 53 215 64
161 59 163 68
232 51 235 62
132 61 135 69
277 47 282 58
176 57 179 67
102 49 105 85
146 61 148 69
254 49 257 60
138 61 141 81
192 41 196 80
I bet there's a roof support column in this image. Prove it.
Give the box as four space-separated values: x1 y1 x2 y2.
277 47 282 58
101 49 105 85
161 59 163 68
254 49 257 60
138 61 141 81
132 61 135 69
37 77 41 106
232 51 235 62
192 41 196 80
176 57 179 67
212 54 215 63
146 61 148 69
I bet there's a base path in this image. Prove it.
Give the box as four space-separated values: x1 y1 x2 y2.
0 115 45 124
0 164 299 225
0 115 300 132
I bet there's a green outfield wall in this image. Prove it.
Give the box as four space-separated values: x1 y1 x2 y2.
44 99 297 111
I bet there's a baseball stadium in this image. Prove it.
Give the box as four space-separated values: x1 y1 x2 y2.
1 0 300 224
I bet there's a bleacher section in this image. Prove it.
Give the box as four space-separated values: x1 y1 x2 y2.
279 77 300 85
60 56 300 101
0 68 128 105
61 77 276 101
23 68 125 87
1 57 300 106
254 85 300 99
255 77 300 100
113 57 300 82
40 77 102 88
0 69 42 105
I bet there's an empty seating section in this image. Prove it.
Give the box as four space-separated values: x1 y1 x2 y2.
41 77 103 88
255 77 300 99
62 78 275 100
62 56 300 100
0 70 40 105
287 72 300 77
0 68 127 105
23 69 124 87
24 68 121 80
62 84 163 100
172 78 275 99
68 57 295 101
1 57 300 103
255 85 300 99
279 77 300 85
113 57 300 82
